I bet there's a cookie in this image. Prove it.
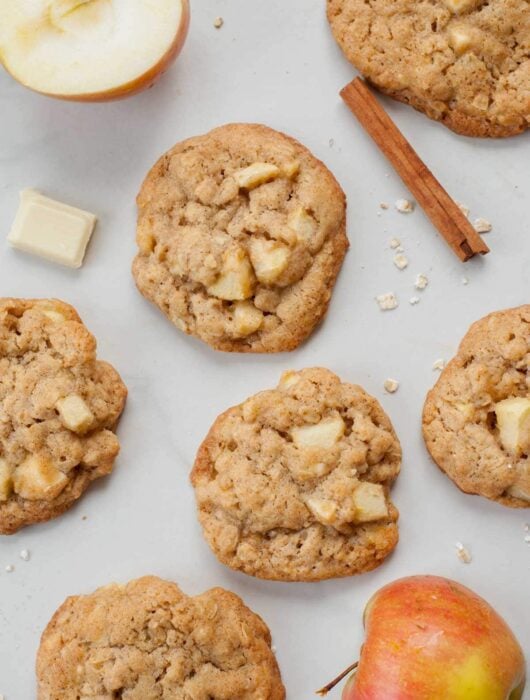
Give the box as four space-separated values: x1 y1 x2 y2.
0 298 127 534
132 123 348 352
37 575 285 700
191 368 401 582
327 0 530 137
423 305 530 507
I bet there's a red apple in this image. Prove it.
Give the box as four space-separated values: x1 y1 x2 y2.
0 0 190 102
320 576 525 700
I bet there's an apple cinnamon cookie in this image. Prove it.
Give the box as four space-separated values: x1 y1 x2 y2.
132 123 348 352
0 298 127 534
423 305 530 507
37 576 285 700
191 368 401 582
327 0 530 137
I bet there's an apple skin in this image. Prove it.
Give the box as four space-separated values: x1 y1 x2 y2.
1 0 190 102
342 576 525 700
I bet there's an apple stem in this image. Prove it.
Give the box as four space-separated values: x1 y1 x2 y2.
315 661 358 696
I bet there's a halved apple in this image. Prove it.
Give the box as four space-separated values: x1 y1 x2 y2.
0 0 190 101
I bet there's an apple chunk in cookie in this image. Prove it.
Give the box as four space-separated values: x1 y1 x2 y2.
423 305 530 507
132 123 348 353
191 368 401 582
0 298 127 534
0 0 190 101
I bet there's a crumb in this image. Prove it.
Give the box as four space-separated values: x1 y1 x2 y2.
409 296 420 305
328 138 334 148
524 535 530 544
394 253 408 270
380 202 389 210
82 515 88 521
5 564 14 573
19 549 30 561
433 358 446 371
524 523 529 532
213 16 224 28
415 273 429 290
389 238 401 249
384 378 399 393
455 542 472 563
473 217 492 234
462 277 469 285
456 201 470 217
271 645 277 653
395 198 414 213
376 293 398 311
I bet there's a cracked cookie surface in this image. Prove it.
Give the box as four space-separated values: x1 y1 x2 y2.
132 123 348 352
37 576 285 700
191 368 401 582
0 298 127 534
327 0 530 137
423 305 530 507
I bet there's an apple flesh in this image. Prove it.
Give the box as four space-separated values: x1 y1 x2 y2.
0 0 190 101
337 576 525 700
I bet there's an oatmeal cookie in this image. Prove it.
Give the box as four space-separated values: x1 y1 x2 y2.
423 305 530 506
191 368 401 581
132 123 348 352
0 298 127 534
327 0 530 137
37 576 285 700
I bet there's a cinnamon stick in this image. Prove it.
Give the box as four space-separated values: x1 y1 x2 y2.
340 78 489 262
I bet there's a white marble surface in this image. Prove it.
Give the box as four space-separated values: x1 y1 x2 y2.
0 1 529 697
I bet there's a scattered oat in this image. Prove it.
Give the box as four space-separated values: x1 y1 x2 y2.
213 16 224 28
380 202 389 210
455 542 472 563
389 238 401 250
20 549 30 561
524 523 529 532
271 645 277 653
384 378 399 393
433 358 446 371
524 534 530 544
462 277 469 285
5 564 14 573
376 293 398 311
395 198 414 213
394 254 408 270
473 217 492 234
456 201 470 218
410 296 420 305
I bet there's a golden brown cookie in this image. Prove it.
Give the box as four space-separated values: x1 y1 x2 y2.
327 0 530 137
191 368 401 582
0 298 127 534
37 576 285 700
132 123 348 352
423 305 530 507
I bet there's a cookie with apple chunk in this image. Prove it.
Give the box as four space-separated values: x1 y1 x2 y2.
191 368 401 582
37 576 285 699
0 298 127 534
132 123 348 353
423 305 530 507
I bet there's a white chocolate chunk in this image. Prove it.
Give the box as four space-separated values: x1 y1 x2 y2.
56 394 94 434
249 238 290 284
207 249 255 301
282 160 300 179
495 397 530 456
0 458 13 501
233 163 280 190
352 482 388 522
306 497 337 524
291 462 328 481
279 370 301 389
448 26 473 55
233 301 263 336
288 207 318 244
7 189 97 268
455 401 474 420
292 416 345 450
444 0 481 12
13 455 68 501
506 482 530 502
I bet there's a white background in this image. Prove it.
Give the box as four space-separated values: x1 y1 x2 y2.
0 1 529 697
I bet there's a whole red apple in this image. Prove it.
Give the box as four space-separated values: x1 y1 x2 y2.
322 576 525 700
